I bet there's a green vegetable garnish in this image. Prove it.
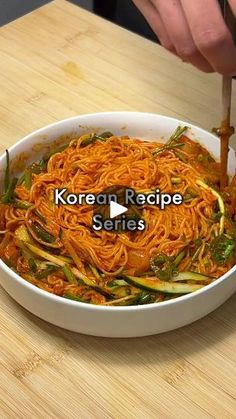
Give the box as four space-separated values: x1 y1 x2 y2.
150 253 176 280
172 271 211 282
33 210 46 224
35 264 59 279
153 125 188 156
93 131 114 140
14 200 33 209
184 194 198 202
63 265 77 284
1 177 18 204
125 275 203 294
171 177 182 184
18 148 67 188
135 291 156 305
80 135 94 146
28 258 37 273
174 150 187 163
24 169 32 190
210 234 236 265
24 242 101 289
173 250 186 267
186 188 198 198
191 239 203 263
19 159 47 185
31 159 47 174
63 293 84 302
197 154 214 164
17 174 25 186
184 188 199 202
89 264 101 279
81 131 114 146
168 125 188 143
153 142 185 156
31 222 55 243
212 211 223 222
150 249 187 281
108 279 128 287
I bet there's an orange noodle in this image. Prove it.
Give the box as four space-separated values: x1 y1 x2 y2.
0 127 236 306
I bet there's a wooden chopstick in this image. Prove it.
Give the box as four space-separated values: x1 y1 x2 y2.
220 76 234 189
219 1 235 189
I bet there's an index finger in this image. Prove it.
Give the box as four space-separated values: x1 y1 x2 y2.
180 0 236 75
228 0 236 16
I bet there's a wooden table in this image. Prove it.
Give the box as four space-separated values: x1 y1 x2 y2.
1 1 236 417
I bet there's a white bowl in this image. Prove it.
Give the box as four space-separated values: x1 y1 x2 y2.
0 112 236 338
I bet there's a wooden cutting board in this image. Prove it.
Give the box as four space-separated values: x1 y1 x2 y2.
0 1 236 417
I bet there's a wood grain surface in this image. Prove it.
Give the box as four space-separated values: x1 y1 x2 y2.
0 1 236 417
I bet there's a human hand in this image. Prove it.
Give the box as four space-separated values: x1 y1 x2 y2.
132 0 236 75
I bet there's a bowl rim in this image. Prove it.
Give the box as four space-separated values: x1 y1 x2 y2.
0 111 228 155
0 111 236 312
